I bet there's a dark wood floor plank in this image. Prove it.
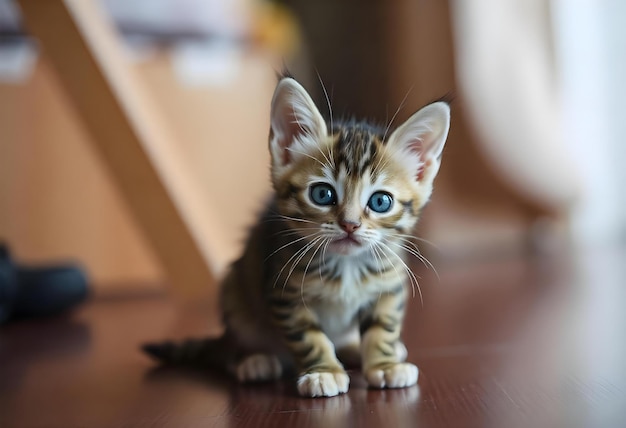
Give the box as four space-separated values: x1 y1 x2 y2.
2 248 626 427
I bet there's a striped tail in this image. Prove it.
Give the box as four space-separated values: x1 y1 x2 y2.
142 334 236 370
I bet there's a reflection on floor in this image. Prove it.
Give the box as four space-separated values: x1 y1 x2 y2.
1 246 625 428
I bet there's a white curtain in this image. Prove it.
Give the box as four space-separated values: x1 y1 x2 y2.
553 0 626 245
450 0 626 246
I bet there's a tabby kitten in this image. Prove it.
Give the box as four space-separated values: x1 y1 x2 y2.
144 76 450 398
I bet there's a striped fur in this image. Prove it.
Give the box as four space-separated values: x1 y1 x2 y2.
143 77 450 397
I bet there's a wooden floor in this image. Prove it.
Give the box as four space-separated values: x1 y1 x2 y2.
2 247 626 427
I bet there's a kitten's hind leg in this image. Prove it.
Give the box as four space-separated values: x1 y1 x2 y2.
235 354 283 383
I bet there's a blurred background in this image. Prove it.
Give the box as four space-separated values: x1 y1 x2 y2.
0 0 624 297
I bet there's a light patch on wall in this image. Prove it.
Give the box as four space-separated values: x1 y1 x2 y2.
0 40 37 84
170 41 242 87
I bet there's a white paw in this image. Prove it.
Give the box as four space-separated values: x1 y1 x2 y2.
236 354 282 383
297 371 350 397
365 363 418 389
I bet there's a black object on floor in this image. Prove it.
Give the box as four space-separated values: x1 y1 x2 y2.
0 244 89 323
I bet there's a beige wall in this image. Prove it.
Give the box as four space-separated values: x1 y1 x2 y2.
0 51 275 295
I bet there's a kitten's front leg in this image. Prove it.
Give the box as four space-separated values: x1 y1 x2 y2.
293 329 350 398
271 298 349 397
360 285 418 389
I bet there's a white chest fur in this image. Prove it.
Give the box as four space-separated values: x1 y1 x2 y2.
306 254 402 345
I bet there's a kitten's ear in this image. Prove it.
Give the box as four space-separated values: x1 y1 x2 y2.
269 78 327 168
387 101 450 183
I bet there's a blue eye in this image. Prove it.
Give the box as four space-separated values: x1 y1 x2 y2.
368 192 393 213
310 183 336 206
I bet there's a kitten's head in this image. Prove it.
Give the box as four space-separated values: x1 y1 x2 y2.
269 77 450 256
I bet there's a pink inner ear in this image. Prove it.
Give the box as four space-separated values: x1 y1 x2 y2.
416 158 432 181
408 137 428 181
275 120 296 166
275 104 311 166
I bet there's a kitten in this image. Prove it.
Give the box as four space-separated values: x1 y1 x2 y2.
143 76 451 398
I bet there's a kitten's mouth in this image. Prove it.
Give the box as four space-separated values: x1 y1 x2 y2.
329 234 362 252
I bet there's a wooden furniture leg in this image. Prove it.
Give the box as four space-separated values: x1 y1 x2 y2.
17 0 223 296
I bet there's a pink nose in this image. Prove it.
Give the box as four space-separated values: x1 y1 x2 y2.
340 220 361 234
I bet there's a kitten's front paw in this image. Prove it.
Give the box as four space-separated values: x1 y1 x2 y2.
236 354 282 383
297 371 350 397
365 362 418 389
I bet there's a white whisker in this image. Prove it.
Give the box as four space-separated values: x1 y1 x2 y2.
267 213 317 224
264 232 319 262
319 238 332 283
271 228 320 240
376 240 423 307
301 237 327 308
382 85 413 143
368 241 385 275
286 146 327 169
273 237 319 290
282 236 324 293
316 70 333 137
387 232 441 251
373 241 403 286
387 238 440 282
372 85 415 177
